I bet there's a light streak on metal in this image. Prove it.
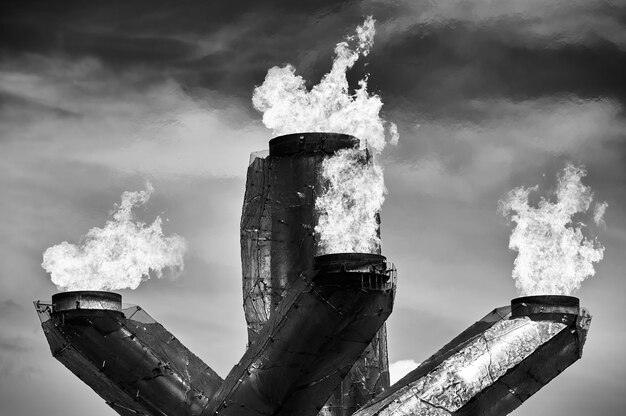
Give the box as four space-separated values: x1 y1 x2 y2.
355 296 591 416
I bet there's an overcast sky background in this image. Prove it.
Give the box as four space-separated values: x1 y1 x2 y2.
1 1 626 415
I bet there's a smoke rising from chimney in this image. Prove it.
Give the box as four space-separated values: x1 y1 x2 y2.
253 17 398 254
315 149 385 254
252 16 396 151
499 164 606 296
42 183 187 291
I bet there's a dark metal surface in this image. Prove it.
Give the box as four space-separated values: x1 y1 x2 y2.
201 256 395 416
313 254 394 290
314 253 387 271
241 133 392 416
511 295 580 320
320 326 390 416
269 132 359 156
242 133 363 343
353 299 591 416
240 155 273 340
35 296 223 416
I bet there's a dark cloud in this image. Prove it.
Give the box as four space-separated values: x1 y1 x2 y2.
1 1 251 55
365 21 626 118
0 1 358 90
3 1 626 111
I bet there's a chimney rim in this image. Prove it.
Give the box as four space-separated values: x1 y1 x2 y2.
314 253 387 271
52 290 122 313
269 132 359 157
510 295 580 319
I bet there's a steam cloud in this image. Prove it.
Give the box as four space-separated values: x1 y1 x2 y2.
499 164 606 296
42 183 187 291
253 16 398 254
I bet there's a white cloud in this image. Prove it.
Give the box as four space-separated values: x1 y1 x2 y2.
387 98 624 202
0 55 269 180
389 359 420 384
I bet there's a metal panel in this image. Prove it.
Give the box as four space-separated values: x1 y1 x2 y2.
240 133 392 416
35 297 223 416
202 255 395 416
241 155 273 342
241 133 389 416
354 296 591 416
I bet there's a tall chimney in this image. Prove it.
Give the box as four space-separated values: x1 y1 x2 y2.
240 132 392 415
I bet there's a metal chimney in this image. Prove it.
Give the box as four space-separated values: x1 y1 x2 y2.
353 295 591 416
35 291 223 416
241 133 393 415
201 253 395 416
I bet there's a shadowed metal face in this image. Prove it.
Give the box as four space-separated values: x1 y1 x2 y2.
36 291 223 416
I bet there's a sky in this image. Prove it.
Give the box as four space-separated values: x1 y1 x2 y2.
1 1 626 415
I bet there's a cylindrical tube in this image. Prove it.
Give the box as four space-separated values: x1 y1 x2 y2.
52 290 122 312
37 292 223 416
240 133 392 416
353 297 591 416
241 133 359 342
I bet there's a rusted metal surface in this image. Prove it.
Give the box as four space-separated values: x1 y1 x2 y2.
353 297 591 416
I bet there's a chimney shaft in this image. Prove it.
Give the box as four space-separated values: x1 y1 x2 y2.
241 133 392 415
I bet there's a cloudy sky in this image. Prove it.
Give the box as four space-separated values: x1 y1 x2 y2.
1 1 626 415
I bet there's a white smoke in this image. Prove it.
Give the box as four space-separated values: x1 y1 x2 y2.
315 149 385 254
594 201 608 227
253 16 398 254
499 164 606 296
252 16 397 152
42 183 187 291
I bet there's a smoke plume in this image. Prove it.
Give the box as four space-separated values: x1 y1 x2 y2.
252 16 396 151
253 16 398 254
42 183 187 291
499 164 606 295
315 149 385 253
